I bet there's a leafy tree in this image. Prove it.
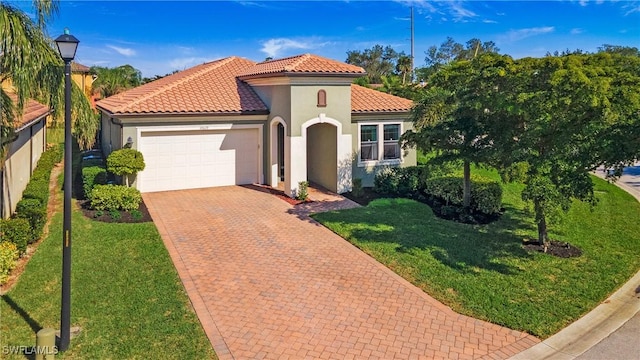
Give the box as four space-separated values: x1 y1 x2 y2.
490 52 640 248
106 148 145 187
141 70 179 85
402 54 512 209
597 44 640 57
1 0 96 156
346 44 403 84
419 37 500 80
91 64 142 98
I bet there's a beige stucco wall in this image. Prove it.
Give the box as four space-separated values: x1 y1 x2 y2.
306 123 338 192
351 115 417 187
290 85 352 137
2 119 46 218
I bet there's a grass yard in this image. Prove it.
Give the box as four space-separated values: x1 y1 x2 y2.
313 169 640 338
0 178 216 359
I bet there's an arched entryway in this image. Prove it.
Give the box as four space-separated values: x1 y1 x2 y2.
306 123 337 192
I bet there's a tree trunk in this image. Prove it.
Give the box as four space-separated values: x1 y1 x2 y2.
534 200 550 250
463 160 471 209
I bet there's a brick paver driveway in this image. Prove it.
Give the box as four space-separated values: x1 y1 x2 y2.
144 186 539 359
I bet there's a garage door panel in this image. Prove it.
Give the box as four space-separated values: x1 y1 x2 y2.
138 128 260 193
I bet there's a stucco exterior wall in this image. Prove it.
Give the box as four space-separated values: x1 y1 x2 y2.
1 119 46 218
290 85 352 137
100 113 122 156
351 115 417 187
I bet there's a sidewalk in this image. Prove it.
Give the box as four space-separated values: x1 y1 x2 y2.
510 163 640 360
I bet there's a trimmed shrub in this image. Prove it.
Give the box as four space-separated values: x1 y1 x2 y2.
22 179 49 205
107 149 145 186
472 180 503 214
82 166 107 199
374 166 431 197
374 168 400 195
0 242 19 285
424 176 503 215
15 198 47 242
0 218 31 255
90 185 142 211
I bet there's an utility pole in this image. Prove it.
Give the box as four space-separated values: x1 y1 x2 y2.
411 6 415 83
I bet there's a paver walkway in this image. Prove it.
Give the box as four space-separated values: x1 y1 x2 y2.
144 186 539 359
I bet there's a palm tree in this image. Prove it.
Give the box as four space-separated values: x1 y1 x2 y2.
91 64 142 98
396 55 412 85
1 0 96 153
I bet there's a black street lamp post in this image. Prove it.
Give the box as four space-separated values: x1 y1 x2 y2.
54 28 79 352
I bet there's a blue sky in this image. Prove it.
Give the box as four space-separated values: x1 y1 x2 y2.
18 1 640 77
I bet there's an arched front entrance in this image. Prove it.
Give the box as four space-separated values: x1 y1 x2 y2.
306 123 337 192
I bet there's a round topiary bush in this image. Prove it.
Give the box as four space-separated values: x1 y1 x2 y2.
106 148 145 186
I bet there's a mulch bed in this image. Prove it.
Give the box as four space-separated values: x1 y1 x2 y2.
342 188 385 206
79 199 153 223
523 240 583 258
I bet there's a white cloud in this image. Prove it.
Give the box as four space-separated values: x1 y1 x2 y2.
570 28 584 35
449 1 477 22
107 45 136 57
579 0 588 6
483 19 498 24
501 26 555 42
624 4 640 16
260 38 330 58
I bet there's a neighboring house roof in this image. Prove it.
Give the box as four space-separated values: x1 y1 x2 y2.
71 62 91 73
350 84 413 113
96 57 269 115
7 93 50 130
238 54 366 78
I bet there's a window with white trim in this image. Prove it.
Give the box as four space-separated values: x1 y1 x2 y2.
359 123 402 164
360 125 378 161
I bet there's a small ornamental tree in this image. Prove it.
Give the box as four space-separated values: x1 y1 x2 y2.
106 148 145 187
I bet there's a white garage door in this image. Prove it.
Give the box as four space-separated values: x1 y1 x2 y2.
137 128 260 193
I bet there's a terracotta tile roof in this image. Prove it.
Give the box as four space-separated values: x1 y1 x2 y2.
6 93 50 130
351 84 413 113
96 57 268 115
238 54 365 78
71 62 91 73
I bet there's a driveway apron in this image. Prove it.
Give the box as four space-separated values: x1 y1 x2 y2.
144 186 539 360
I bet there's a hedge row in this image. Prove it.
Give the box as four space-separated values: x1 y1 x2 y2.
82 166 107 200
0 145 62 283
373 166 503 215
16 144 63 242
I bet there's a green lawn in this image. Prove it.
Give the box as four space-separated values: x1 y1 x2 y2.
313 170 640 338
1 182 216 358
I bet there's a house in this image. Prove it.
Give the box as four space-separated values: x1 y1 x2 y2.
96 54 415 196
71 61 95 98
1 93 50 218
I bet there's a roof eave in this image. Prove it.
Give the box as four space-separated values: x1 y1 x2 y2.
15 110 51 132
98 109 270 118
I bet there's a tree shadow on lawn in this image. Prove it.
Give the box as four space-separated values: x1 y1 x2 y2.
315 199 536 275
